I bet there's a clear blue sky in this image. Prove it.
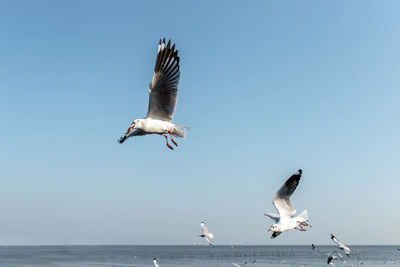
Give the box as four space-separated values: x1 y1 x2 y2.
0 0 399 245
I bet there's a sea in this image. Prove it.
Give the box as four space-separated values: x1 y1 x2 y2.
0 245 398 266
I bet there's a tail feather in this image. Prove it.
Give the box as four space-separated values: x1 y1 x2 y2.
297 210 308 222
173 125 190 138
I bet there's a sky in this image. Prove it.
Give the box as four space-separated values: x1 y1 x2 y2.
0 0 399 245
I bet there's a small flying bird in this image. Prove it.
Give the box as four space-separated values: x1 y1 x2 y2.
311 243 319 252
330 234 351 256
198 222 214 247
264 169 310 239
153 257 160 267
118 38 188 150
327 255 337 266
231 262 247 267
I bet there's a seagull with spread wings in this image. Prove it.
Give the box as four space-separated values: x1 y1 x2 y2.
198 222 214 247
118 38 188 150
330 234 352 256
265 169 310 239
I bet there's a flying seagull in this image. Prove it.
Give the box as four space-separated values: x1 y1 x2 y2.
118 38 188 150
311 243 319 252
330 234 351 256
153 257 160 267
198 222 214 247
265 169 310 239
327 255 337 266
231 262 247 267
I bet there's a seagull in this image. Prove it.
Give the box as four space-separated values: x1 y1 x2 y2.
264 169 310 239
118 38 188 150
327 255 337 266
311 243 319 252
231 262 247 267
198 222 214 247
153 257 160 267
330 234 351 256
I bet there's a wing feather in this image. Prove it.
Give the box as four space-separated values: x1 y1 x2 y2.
146 38 180 121
273 169 302 218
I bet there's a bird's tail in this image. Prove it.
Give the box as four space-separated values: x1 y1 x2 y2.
297 210 309 222
173 125 190 138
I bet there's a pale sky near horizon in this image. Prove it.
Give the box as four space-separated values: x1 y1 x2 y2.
1 0 400 245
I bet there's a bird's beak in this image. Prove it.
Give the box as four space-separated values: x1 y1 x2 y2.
267 228 272 232
125 123 135 136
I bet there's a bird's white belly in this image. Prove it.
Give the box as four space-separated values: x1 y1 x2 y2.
142 119 174 134
279 218 299 232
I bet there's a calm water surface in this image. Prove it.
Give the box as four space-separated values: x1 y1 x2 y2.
0 245 398 266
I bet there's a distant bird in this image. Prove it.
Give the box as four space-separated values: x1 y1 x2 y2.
118 38 188 150
330 234 351 256
397 248 400 251
265 169 310 239
153 257 160 267
311 243 318 252
231 262 247 267
198 222 214 247
327 255 337 266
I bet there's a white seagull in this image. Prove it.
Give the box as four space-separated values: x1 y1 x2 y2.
153 257 160 267
265 169 310 239
198 222 214 247
231 262 247 267
330 234 351 256
118 38 188 150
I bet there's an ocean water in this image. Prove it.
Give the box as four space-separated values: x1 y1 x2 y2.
0 245 398 266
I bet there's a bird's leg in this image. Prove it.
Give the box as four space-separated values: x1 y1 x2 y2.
167 130 178 146
295 223 307 231
297 221 310 227
163 134 174 150
294 225 303 231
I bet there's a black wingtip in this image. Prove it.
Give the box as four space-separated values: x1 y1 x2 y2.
298 169 302 174
118 136 127 144
153 257 156 260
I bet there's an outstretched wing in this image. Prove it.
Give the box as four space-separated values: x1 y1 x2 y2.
205 237 214 247
201 222 210 236
273 169 302 218
264 213 280 223
331 234 342 246
146 38 180 121
331 234 351 255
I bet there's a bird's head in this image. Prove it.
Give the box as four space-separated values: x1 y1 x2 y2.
268 224 280 232
125 119 141 135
